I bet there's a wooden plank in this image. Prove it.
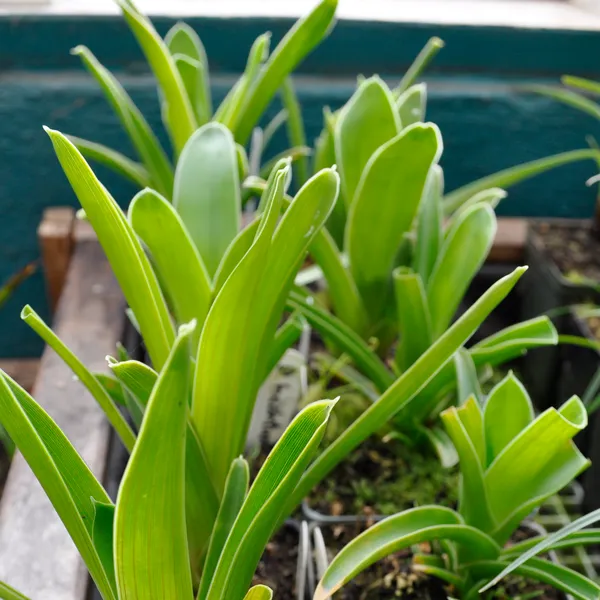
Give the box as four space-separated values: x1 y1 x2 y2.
38 207 76 312
0 359 39 392
488 217 528 263
0 219 125 600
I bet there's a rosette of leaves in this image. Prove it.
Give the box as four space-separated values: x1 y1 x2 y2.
314 373 600 600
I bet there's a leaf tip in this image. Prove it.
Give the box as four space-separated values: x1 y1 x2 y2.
20 304 34 321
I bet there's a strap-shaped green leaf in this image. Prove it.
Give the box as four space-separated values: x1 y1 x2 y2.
502 528 600 558
393 268 432 372
206 400 337 600
454 349 482 404
264 313 306 378
71 46 173 197
115 0 197 154
470 558 600 600
216 34 270 126
115 324 195 600
173 123 241 277
447 187 506 223
335 76 399 207
396 83 427 127
66 135 151 189
0 373 116 600
192 166 288 490
563 74 600 95
0 582 31 600
110 358 219 571
529 84 600 120
281 77 309 185
165 22 211 124
197 458 249 600
92 500 117 592
427 203 496 338
21 305 135 452
393 37 444 97
347 123 441 322
231 0 338 144
129 188 212 347
45 128 175 369
413 165 443 285
286 267 527 514
483 373 533 466
444 148 600 213
485 396 589 544
314 506 499 600
442 402 495 532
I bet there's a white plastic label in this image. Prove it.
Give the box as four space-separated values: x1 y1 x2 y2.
246 348 307 450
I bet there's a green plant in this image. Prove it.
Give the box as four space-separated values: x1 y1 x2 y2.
314 373 600 600
68 0 337 199
0 321 338 600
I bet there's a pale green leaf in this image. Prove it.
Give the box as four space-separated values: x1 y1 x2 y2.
129 188 212 347
529 84 600 120
427 203 496 338
197 458 249 600
0 582 31 600
45 128 175 369
21 305 135 452
281 77 309 185
393 268 432 371
264 313 306 378
71 45 173 197
66 135 151 189
483 372 534 465
231 0 338 144
173 122 241 276
393 37 444 97
243 586 273 600
335 76 400 207
114 324 194 600
347 122 441 321
396 83 427 127
92 500 116 592
115 0 197 154
454 348 482 404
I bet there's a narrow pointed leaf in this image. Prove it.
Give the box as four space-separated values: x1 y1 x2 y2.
484 372 533 465
231 0 338 144
314 506 499 600
66 135 151 189
286 267 527 514
454 349 482 404
71 46 173 197
263 109 288 150
92 500 117 592
427 203 496 338
115 325 194 600
264 313 306 378
563 75 600 96
397 83 427 127
0 373 116 600
45 128 175 369
115 0 197 153
444 149 600 213
0 582 31 600
21 305 135 452
166 22 211 124
413 165 443 285
197 458 249 600
529 84 600 120
393 268 432 371
335 76 399 207
421 425 459 468
206 401 337 600
347 123 441 321
129 188 212 346
281 77 309 185
394 37 444 97
173 123 241 276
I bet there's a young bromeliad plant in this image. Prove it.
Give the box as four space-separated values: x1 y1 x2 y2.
0 320 340 600
314 373 600 600
68 0 336 200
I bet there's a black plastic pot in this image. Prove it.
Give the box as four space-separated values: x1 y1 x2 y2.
555 311 600 512
521 224 600 409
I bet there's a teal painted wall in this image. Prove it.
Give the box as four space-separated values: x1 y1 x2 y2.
2 14 600 357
